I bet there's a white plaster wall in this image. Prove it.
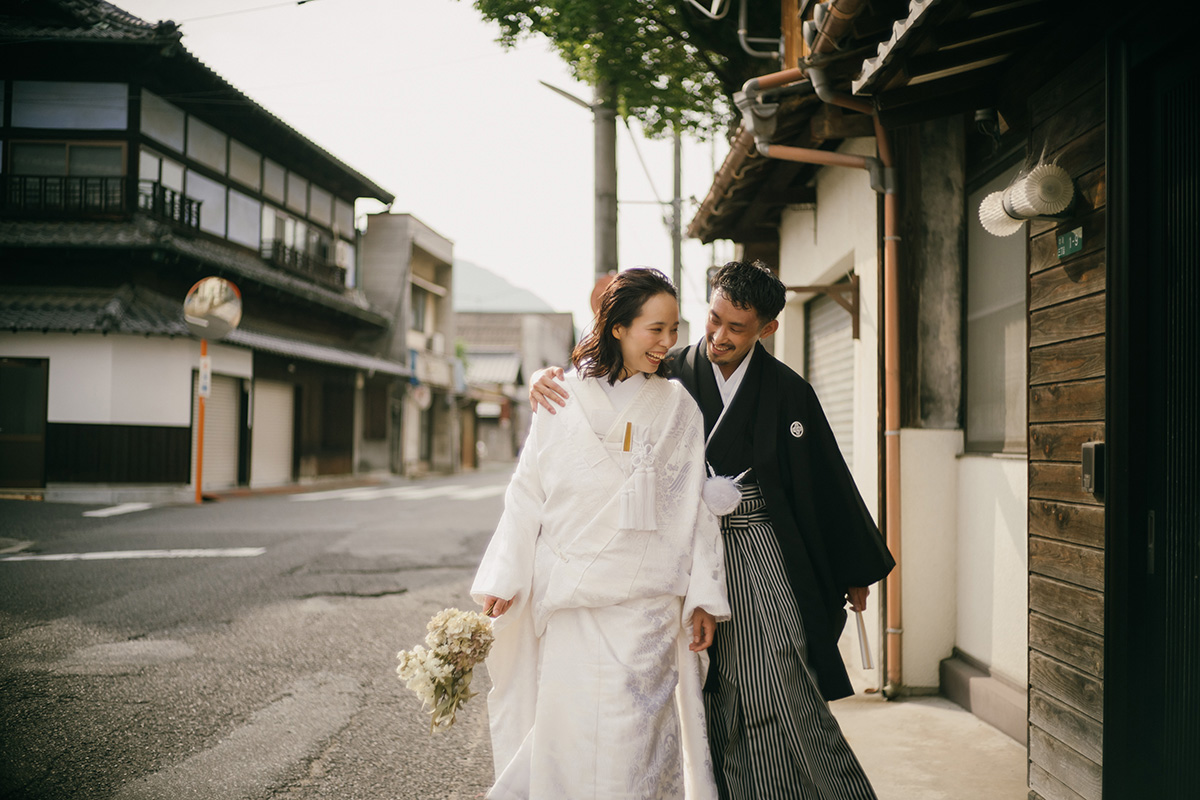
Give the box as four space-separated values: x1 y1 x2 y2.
955 453 1029 685
777 137 881 512
776 139 888 688
3 334 114 422
898 428 964 688
1 333 252 426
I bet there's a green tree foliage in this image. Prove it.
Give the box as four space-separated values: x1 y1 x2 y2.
467 0 781 138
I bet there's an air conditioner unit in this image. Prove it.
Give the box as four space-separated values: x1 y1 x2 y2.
430 332 445 355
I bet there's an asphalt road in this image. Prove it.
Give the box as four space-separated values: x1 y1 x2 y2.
0 467 516 800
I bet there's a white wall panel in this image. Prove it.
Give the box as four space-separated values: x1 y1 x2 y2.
250 379 294 487
227 188 261 249
186 116 227 174
956 453 1029 685
1 334 253 427
13 81 127 130
140 90 185 151
186 171 227 237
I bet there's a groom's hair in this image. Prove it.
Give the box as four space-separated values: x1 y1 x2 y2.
710 260 786 324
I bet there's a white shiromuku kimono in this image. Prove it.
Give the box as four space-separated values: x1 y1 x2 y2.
472 373 730 800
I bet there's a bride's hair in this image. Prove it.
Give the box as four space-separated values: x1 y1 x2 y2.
572 268 677 385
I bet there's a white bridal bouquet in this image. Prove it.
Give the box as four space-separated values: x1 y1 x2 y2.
396 608 495 732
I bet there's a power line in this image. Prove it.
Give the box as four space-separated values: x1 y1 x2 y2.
177 0 326 24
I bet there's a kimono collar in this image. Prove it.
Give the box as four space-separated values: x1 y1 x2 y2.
703 341 767 469
570 374 671 448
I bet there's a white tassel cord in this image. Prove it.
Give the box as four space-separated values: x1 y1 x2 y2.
620 425 657 531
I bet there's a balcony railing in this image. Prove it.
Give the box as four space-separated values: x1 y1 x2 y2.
260 239 347 289
137 180 202 230
2 174 129 216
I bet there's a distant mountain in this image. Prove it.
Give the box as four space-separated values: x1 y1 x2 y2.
453 259 557 313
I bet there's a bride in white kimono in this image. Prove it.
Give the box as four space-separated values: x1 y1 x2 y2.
473 268 730 800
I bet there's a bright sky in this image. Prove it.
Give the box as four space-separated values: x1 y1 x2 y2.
116 0 736 335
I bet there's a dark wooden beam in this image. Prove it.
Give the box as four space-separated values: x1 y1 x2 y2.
809 105 877 139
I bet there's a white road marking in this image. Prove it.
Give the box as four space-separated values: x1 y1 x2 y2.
290 483 506 503
0 547 266 563
82 503 153 518
452 485 507 500
289 486 377 502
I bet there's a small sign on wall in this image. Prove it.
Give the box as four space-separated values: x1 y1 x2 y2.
199 356 212 399
1057 227 1083 259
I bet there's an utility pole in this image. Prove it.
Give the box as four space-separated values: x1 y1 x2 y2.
594 81 619 282
671 130 683 304
542 80 619 283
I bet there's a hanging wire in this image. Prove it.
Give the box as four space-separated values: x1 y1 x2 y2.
621 118 674 233
177 0 325 24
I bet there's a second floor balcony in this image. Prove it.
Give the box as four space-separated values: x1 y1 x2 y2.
260 239 347 290
1 176 203 235
2 174 128 217
137 181 202 230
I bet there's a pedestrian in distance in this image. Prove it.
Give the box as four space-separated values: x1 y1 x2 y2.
529 260 895 800
474 267 731 799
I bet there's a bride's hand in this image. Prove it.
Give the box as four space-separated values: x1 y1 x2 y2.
481 595 513 618
689 608 717 652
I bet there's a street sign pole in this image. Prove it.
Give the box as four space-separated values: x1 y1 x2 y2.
195 338 208 504
184 277 240 505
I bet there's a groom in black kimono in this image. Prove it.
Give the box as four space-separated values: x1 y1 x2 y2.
531 260 894 798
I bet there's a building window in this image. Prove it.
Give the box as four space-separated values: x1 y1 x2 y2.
228 139 262 191
185 116 228 174
965 165 1027 453
12 141 124 176
13 81 128 130
8 141 126 213
263 159 286 203
184 170 227 237
411 285 429 333
141 90 186 151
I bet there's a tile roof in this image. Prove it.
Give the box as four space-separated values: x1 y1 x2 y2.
0 0 172 43
464 351 523 386
0 284 410 376
0 218 391 327
0 285 188 336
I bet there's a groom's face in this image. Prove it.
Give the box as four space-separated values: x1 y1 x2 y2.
704 290 776 370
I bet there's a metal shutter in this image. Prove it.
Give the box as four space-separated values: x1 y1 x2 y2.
805 291 855 468
191 373 240 490
250 379 294 488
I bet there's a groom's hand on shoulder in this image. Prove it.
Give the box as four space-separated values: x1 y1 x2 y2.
530 367 569 414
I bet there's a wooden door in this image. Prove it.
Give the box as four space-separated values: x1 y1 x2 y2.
1106 28 1200 797
0 358 48 488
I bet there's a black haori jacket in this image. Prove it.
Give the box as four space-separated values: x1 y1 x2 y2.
667 340 895 702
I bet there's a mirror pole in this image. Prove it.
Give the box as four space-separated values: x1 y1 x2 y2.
196 338 207 504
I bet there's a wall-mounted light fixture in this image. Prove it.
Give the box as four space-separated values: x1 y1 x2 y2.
978 162 1075 236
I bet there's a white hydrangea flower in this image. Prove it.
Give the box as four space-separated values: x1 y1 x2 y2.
396 608 495 732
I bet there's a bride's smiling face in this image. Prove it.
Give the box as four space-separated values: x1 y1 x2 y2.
612 291 679 380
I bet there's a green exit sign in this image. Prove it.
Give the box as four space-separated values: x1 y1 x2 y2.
1057 227 1083 258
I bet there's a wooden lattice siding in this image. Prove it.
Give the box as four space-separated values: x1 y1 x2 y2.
1026 47 1107 800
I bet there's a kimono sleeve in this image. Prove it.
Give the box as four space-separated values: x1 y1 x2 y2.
678 412 731 625
800 383 895 590
471 413 546 606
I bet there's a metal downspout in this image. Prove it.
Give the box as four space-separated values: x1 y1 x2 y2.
734 0 903 695
805 61 903 700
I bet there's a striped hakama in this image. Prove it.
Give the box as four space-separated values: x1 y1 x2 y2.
704 483 877 800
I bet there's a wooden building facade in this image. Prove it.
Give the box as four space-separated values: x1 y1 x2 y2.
687 2 1197 796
